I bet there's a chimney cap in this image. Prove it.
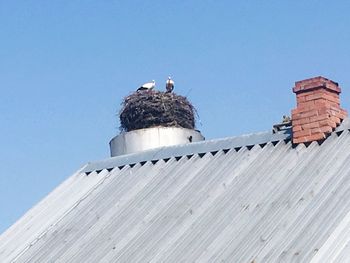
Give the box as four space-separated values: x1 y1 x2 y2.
293 76 341 94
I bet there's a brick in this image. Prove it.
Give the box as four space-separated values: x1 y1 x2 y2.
337 109 348 120
296 92 310 99
299 110 318 119
297 101 315 111
337 112 348 120
319 126 333 133
292 113 302 120
305 93 324 101
302 122 319 129
292 125 302 132
330 106 341 113
292 112 313 121
297 81 325 92
295 76 323 86
311 128 322 134
304 133 326 142
323 94 340 104
319 119 336 128
310 114 329 122
314 99 328 107
329 110 342 117
325 90 340 96
329 102 340 108
317 107 331 115
293 137 307 144
330 116 341 125
324 83 341 93
293 105 319 115
327 93 341 100
296 96 306 104
339 115 347 120
291 109 298 115
294 129 311 137
313 125 334 134
294 77 341 94
292 117 312 125
293 133 325 144
292 108 307 115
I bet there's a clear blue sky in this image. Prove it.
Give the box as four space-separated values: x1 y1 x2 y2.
1 1 350 234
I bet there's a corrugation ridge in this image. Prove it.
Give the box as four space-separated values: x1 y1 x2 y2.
311 209 350 262
160 143 285 262
110 151 232 262
68 156 207 262
184 142 294 262
127 149 249 263
333 239 350 262
188 143 292 261
16 165 135 263
0 165 95 262
81 157 193 262
16 167 122 263
241 138 337 261
153 147 260 262
73 158 189 263
268 132 350 261
193 142 299 263
13 169 110 263
144 148 250 263
194 142 297 262
259 132 350 262
293 153 350 262
52 161 156 263
271 146 350 262
19 162 150 262
23 159 181 262
254 137 348 261
208 141 323 261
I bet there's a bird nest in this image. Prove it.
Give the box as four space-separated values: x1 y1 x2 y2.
119 90 196 132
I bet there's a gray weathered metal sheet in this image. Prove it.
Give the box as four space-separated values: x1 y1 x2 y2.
1 127 350 262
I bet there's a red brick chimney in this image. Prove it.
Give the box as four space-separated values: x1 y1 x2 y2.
292 76 347 144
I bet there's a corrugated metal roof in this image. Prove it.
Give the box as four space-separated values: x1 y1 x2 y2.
1 122 350 262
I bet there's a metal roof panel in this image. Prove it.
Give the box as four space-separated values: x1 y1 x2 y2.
1 124 350 262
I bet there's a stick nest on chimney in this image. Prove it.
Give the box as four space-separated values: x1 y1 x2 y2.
119 90 196 132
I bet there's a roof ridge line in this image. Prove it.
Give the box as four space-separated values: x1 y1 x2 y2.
82 129 292 174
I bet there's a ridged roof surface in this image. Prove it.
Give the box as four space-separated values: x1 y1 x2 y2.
1 121 350 262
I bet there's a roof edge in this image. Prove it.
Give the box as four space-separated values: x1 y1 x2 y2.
82 128 292 174
81 117 350 174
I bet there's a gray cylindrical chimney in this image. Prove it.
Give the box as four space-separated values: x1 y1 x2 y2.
110 127 204 156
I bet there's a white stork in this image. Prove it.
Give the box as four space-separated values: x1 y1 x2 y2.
137 80 155 91
166 77 174 93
